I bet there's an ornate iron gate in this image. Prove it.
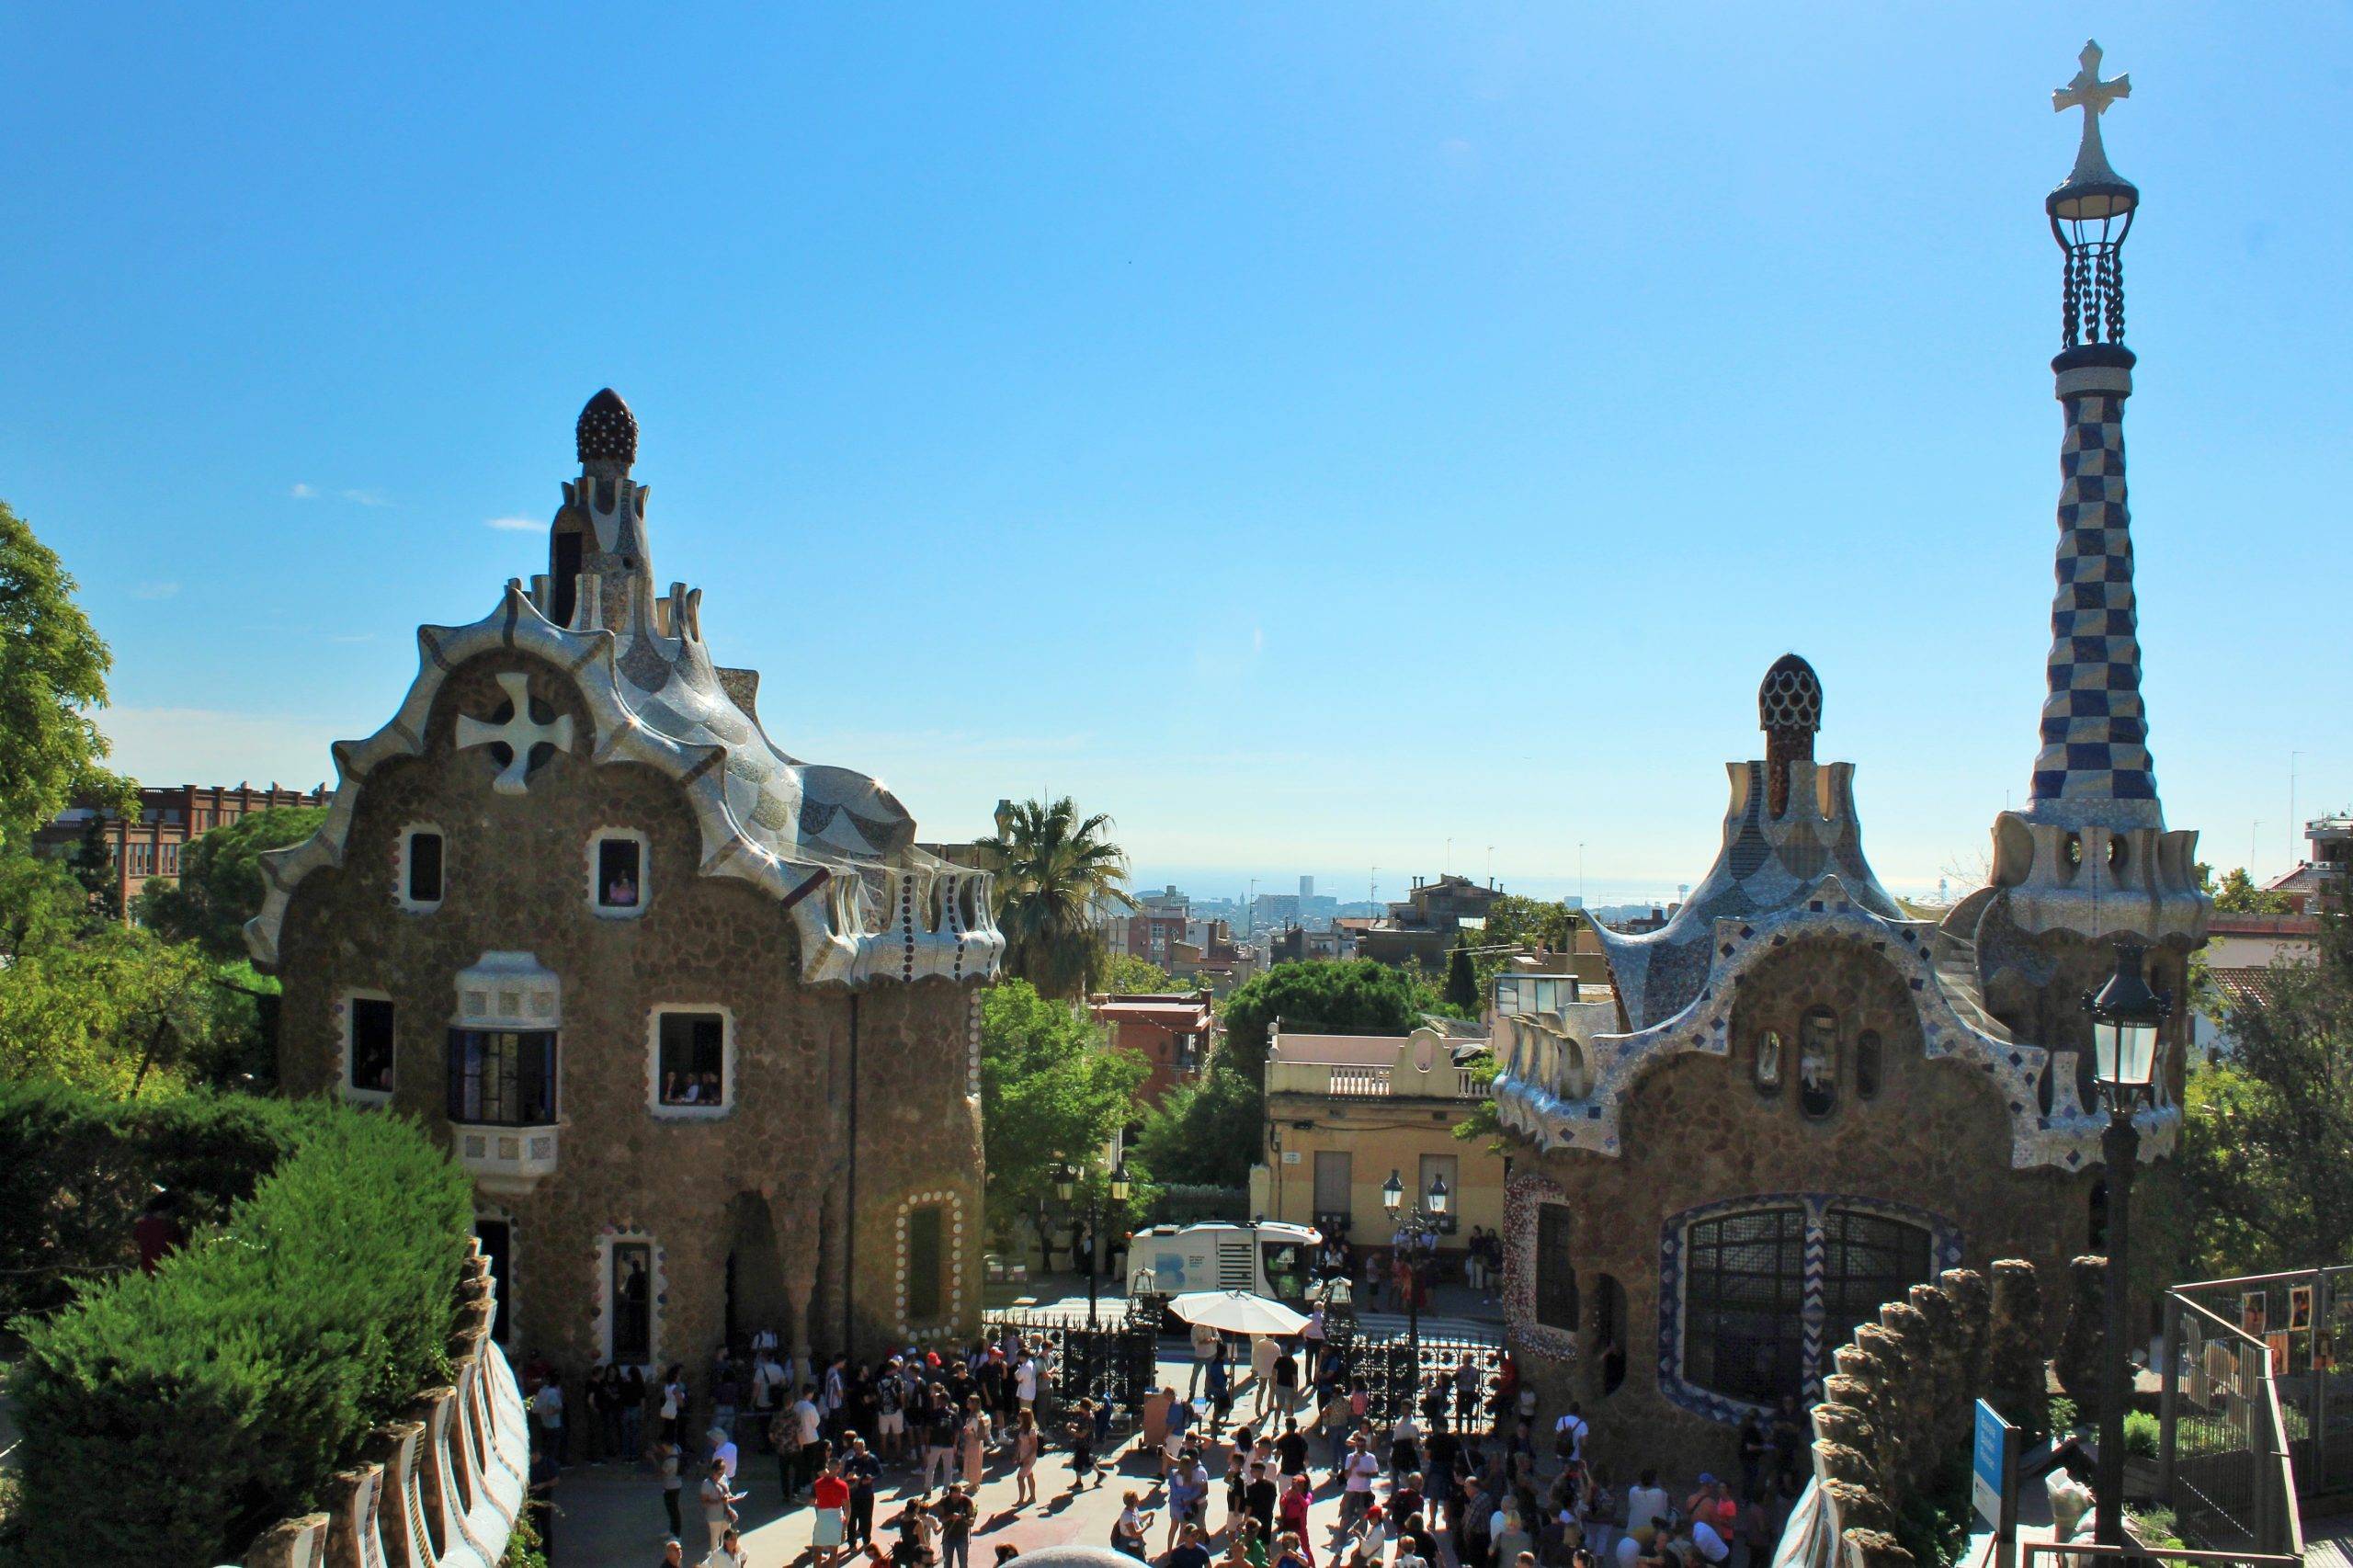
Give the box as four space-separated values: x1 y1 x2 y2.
983 1310 1160 1420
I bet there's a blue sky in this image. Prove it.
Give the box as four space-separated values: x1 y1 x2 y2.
5 5 2345 905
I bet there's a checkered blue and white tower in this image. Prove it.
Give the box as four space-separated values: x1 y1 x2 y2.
2029 41 2157 830
1979 42 2205 943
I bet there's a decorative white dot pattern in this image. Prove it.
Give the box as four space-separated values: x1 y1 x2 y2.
893 1189 968 1343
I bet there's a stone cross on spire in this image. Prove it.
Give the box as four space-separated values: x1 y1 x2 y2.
2052 40 2131 188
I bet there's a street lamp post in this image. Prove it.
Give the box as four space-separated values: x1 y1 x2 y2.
1054 1159 1132 1329
1381 1167 1451 1405
2082 942 2171 1547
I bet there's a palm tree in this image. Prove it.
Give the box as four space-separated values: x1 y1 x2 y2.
975 796 1133 1000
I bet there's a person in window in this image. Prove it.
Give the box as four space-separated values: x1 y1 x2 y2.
665 1070 684 1105
700 1069 722 1104
607 867 640 907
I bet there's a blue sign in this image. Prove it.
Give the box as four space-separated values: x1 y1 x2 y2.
1972 1399 2016 1537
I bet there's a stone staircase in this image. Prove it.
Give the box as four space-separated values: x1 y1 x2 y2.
1931 926 2014 1042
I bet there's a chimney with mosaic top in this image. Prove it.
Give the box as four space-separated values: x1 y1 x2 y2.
540 388 654 634
1980 42 2204 945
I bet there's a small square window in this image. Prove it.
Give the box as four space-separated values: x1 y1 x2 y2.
593 833 647 915
656 1011 727 1109
348 996 396 1096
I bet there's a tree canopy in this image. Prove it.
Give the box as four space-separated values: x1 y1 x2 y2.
1137 960 1443 1189
0 499 129 853
1100 952 1176 995
141 806 328 962
974 796 1132 1000
2175 883 2353 1275
978 979 1148 1243
1221 959 1438 1082
2199 862 2295 915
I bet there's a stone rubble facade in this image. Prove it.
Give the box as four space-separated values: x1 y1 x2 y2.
252 391 1003 1376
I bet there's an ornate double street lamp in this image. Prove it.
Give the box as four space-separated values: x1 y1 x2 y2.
1381 1167 1451 1383
1053 1158 1131 1328
2082 942 2170 1547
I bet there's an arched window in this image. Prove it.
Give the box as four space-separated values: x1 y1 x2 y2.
1856 1030 1882 1100
1756 1030 1784 1092
1799 1006 1838 1119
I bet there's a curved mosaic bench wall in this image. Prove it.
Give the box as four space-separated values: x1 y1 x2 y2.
227 1240 530 1568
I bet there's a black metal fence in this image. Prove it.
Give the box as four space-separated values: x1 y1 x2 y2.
983 1310 1161 1423
1321 1317 1506 1426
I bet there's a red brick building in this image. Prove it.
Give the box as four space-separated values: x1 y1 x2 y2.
1087 990 1216 1107
37 782 330 918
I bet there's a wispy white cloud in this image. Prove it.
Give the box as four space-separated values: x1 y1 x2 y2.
341 488 392 507
485 516 540 531
131 581 180 600
290 483 318 499
327 632 375 644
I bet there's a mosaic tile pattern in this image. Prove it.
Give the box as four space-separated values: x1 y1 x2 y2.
2028 386 2161 826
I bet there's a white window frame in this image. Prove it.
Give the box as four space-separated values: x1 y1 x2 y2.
588 828 650 918
596 1231 663 1370
340 988 397 1104
646 1005 734 1119
397 824 449 913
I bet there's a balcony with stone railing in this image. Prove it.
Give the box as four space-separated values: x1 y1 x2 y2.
1266 1057 1492 1101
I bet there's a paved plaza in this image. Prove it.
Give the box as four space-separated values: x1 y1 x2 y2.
550 1315 1514 1568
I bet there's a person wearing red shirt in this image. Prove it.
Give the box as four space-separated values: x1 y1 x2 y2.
812 1459 851 1567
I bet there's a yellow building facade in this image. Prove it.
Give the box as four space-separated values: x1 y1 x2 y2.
1249 1022 1506 1256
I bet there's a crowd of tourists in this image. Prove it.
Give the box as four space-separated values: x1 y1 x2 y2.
516 1324 1815 1568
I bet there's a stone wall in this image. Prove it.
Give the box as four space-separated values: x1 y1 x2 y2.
276 652 984 1374
1803 1262 2050 1568
1505 936 2097 1477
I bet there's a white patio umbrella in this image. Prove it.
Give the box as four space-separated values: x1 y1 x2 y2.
1165 1289 1310 1336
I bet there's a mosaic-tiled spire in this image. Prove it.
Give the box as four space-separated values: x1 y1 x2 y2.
1965 43 2203 947
2027 41 2161 833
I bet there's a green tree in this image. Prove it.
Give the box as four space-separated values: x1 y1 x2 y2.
1139 960 1441 1188
1222 960 1437 1083
141 806 328 962
0 925 263 1096
2175 879 2353 1276
2196 862 2294 915
1101 952 1176 995
0 847 96 958
974 797 1132 1000
1477 893 1574 953
1444 938 1478 1013
69 818 121 923
0 500 131 852
1133 1064 1262 1187
979 980 1149 1248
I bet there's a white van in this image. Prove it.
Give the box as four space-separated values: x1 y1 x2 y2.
1125 1220 1323 1315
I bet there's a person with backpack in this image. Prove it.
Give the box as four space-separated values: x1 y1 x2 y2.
1552 1403 1588 1467
921 1386 962 1494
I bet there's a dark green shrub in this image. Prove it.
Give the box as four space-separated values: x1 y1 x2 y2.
0 1079 306 1320
10 1099 473 1565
